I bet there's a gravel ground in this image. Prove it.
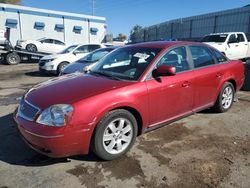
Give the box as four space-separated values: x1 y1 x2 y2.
0 63 249 188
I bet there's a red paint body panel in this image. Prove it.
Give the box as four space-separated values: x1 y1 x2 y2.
14 41 245 157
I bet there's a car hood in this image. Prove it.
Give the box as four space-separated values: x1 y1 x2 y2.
25 74 133 109
63 62 95 74
41 53 69 60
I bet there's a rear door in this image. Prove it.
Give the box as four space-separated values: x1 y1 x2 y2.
40 39 54 53
226 34 247 60
146 46 195 127
53 39 66 53
188 45 225 111
235 33 248 59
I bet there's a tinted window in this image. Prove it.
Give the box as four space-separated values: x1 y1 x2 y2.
201 34 228 42
41 39 53 44
228 34 237 43
81 48 113 62
92 47 161 81
237 34 245 42
157 46 189 72
88 45 101 52
209 48 227 63
190 46 215 68
75 45 89 53
54 40 64 45
59 45 77 54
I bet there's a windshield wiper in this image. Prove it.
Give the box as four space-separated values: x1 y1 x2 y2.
90 71 121 80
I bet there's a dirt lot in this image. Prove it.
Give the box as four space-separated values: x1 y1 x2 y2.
0 63 249 188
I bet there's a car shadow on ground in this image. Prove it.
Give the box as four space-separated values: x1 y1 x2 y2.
0 113 100 167
25 71 54 78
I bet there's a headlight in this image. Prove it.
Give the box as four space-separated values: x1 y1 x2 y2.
36 104 74 127
46 58 56 62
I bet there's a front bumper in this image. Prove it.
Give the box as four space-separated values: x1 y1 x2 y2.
13 110 92 158
39 67 57 75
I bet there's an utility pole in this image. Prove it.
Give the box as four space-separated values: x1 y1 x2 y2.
92 0 95 16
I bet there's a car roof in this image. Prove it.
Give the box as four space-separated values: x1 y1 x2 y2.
127 41 201 49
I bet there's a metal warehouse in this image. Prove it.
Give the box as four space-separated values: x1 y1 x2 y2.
0 3 106 45
131 5 250 43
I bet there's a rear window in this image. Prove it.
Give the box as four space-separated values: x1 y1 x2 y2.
201 34 228 43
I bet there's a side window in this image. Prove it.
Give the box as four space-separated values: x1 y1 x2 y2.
157 46 189 73
190 46 215 68
90 50 109 61
54 40 65 45
228 34 238 43
88 45 101 52
75 45 88 53
209 48 227 63
237 34 245 42
42 39 53 44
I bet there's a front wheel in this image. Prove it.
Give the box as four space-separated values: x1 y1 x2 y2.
92 109 138 160
213 82 235 113
57 62 69 75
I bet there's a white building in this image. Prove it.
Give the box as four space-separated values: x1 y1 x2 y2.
0 3 106 45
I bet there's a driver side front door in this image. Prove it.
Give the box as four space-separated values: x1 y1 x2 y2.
146 46 195 127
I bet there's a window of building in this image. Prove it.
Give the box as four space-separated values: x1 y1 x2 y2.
34 22 45 30
5 19 18 28
73 26 82 34
55 24 64 32
90 27 98 35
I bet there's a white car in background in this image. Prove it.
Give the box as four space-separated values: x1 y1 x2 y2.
0 29 7 49
16 38 67 54
39 44 105 75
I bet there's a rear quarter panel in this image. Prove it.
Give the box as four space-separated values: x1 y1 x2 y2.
217 60 244 95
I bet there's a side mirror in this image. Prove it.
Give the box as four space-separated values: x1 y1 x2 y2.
154 65 176 77
228 38 238 44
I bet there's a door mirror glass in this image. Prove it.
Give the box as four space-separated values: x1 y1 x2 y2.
155 65 176 77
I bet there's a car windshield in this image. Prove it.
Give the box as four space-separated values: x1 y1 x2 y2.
201 34 228 42
37 37 46 41
79 48 114 63
90 47 161 81
59 45 77 54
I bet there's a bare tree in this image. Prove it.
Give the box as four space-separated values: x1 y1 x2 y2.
0 0 21 4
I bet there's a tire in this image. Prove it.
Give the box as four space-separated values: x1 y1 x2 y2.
26 43 37 52
57 62 69 75
213 82 235 113
92 109 138 161
6 52 21 65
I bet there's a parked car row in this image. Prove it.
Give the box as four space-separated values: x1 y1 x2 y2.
39 44 106 75
14 41 245 161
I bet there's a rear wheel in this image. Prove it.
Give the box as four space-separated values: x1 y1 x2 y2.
92 109 138 160
26 43 37 52
6 52 21 65
57 62 69 75
213 82 235 113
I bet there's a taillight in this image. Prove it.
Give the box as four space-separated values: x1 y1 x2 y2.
4 31 7 39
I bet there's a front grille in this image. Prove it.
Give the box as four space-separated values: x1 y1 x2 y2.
18 99 40 121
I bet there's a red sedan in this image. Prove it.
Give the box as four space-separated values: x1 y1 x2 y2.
14 41 245 160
